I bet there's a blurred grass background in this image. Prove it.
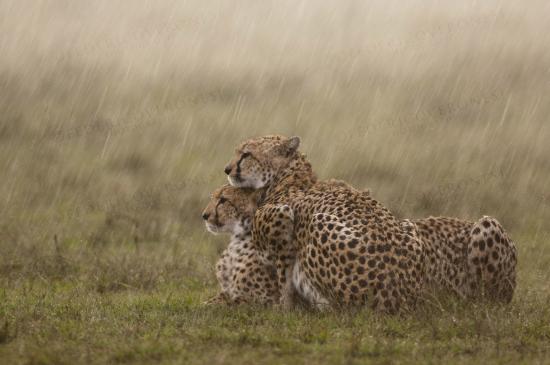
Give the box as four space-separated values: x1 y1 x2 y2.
1 0 550 364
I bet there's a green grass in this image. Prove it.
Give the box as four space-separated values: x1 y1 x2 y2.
1 0 550 363
1 233 549 364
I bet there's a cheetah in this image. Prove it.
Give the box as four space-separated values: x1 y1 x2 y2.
330 184 517 302
224 135 425 313
311 185 517 303
414 216 517 303
201 184 282 305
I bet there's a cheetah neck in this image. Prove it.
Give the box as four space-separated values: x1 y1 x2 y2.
231 231 252 242
264 153 317 204
229 230 252 249
229 218 252 244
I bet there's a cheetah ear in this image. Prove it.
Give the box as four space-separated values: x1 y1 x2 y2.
287 136 300 151
277 136 300 156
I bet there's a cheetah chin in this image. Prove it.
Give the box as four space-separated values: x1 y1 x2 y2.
227 175 264 189
205 222 222 235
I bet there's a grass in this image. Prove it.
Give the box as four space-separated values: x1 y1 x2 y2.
1 0 550 363
1 234 550 365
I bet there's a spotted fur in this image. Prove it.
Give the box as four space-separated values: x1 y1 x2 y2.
201 185 280 305
225 135 425 313
413 215 516 302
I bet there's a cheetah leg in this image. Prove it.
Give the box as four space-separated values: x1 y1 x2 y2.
292 260 330 310
398 219 427 312
203 292 230 305
466 216 517 303
253 204 297 308
369 220 425 314
277 255 296 308
215 251 232 293
228 265 277 306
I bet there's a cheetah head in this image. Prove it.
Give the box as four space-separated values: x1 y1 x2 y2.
223 135 301 189
201 184 264 235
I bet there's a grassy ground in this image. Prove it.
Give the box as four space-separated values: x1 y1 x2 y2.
1 0 550 364
1 232 550 365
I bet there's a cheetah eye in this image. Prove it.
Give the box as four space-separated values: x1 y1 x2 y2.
217 196 239 213
241 152 251 159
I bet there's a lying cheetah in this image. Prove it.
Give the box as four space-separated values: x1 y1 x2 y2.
313 186 517 303
201 185 281 305
201 185 516 306
224 135 425 313
414 216 517 302
327 184 517 302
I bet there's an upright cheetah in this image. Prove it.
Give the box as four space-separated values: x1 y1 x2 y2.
224 135 425 313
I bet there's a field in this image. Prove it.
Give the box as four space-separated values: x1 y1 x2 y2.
1 0 550 364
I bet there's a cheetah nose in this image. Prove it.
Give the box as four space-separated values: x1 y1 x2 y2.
224 165 232 175
202 212 210 220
